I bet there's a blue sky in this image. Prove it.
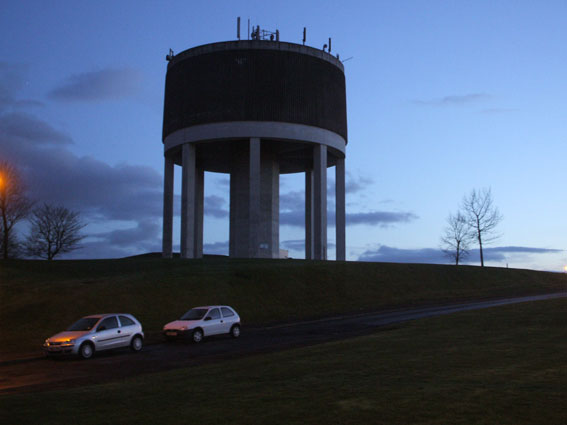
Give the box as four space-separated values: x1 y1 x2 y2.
1 0 565 271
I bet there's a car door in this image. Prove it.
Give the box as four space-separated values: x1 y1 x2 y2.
118 315 137 347
220 307 237 333
202 308 223 336
93 316 121 350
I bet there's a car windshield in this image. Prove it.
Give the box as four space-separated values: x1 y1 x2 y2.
67 317 100 331
180 308 208 321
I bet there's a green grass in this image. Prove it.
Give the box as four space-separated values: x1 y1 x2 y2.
1 297 565 424
1 257 565 356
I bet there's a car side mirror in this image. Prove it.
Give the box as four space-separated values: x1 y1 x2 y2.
97 326 106 332
204 317 212 321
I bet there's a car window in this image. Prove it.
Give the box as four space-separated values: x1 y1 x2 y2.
181 308 208 320
221 307 235 318
98 316 118 331
67 317 100 331
119 315 135 327
207 308 221 320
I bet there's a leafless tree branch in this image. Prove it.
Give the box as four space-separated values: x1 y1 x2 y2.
0 161 33 259
440 212 472 265
462 188 503 267
25 203 86 260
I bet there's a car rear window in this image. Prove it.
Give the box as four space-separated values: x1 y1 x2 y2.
119 315 135 326
221 307 235 318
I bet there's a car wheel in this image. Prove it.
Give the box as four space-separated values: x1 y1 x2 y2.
230 324 241 338
130 335 143 352
192 328 203 343
79 342 94 359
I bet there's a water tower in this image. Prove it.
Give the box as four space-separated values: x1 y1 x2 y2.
161 24 347 260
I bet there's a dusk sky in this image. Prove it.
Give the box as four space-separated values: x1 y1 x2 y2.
1 1 565 271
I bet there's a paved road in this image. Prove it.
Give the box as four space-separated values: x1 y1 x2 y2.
1 292 564 394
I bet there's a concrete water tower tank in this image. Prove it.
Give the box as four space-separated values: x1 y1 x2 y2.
161 29 347 260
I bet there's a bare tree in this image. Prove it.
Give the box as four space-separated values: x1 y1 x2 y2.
440 212 471 266
462 188 502 267
0 162 33 259
25 203 86 260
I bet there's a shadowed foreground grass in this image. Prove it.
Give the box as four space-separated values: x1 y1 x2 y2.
1 298 565 424
1 257 565 356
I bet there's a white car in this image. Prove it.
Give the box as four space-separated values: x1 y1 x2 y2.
43 313 144 359
163 305 241 343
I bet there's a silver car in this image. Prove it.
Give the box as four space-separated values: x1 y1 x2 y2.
43 313 144 359
163 305 241 343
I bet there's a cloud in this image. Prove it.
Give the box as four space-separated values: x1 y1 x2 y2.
281 173 406 228
281 239 305 252
358 245 562 265
203 241 229 255
48 68 142 102
478 246 563 262
346 172 374 195
358 246 446 263
328 172 374 199
280 206 418 228
0 112 73 145
280 190 305 211
1 65 160 258
205 195 229 218
1 112 163 257
92 220 160 247
281 239 335 255
414 93 489 106
0 62 45 111
347 211 418 226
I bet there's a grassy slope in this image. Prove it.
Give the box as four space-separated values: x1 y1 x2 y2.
0 257 565 355
1 297 565 424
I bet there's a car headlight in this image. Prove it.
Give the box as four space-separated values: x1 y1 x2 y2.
64 339 76 345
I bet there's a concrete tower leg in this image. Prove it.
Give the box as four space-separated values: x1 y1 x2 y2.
229 143 249 257
180 143 196 258
248 138 261 258
305 170 314 259
194 168 204 258
162 155 174 258
259 145 279 258
335 157 346 261
229 138 280 258
313 144 327 260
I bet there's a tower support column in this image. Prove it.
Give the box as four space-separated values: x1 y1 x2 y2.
162 155 174 258
313 144 327 260
180 143 196 258
335 157 346 261
305 170 314 259
194 168 204 258
248 137 261 258
229 138 279 258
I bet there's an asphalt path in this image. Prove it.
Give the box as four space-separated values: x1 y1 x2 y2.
1 292 565 394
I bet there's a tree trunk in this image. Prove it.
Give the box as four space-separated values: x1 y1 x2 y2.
478 234 484 267
2 210 8 260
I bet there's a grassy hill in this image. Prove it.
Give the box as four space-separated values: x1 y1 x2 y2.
1 257 565 356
